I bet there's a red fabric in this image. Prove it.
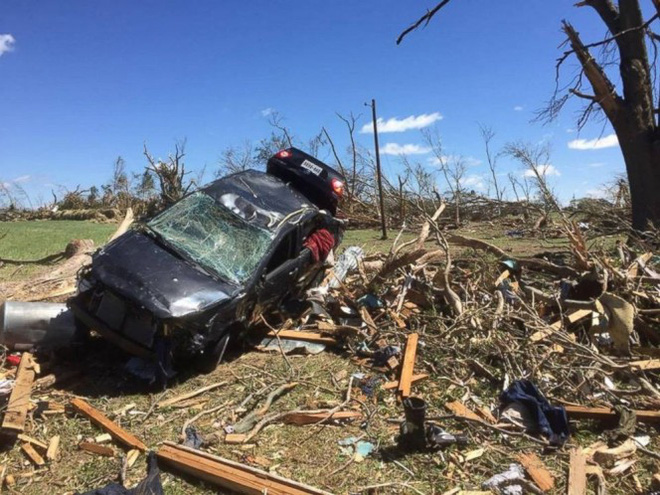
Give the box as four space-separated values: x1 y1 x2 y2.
303 229 335 263
6 354 21 367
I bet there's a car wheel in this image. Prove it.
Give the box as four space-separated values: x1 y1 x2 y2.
199 332 231 373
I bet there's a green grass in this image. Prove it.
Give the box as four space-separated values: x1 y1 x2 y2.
0 220 116 282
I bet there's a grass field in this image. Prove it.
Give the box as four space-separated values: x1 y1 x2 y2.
0 218 582 284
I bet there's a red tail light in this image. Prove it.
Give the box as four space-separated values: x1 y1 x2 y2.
276 149 291 159
331 178 344 197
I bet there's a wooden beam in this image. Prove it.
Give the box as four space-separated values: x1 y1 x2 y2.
156 442 332 495
282 411 361 425
70 398 147 451
17 434 48 451
517 452 554 492
398 333 419 398
79 442 114 457
21 443 45 467
567 448 587 495
265 330 338 346
2 353 37 433
382 373 428 390
564 404 660 424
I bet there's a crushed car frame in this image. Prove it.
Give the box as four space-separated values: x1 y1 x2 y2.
69 148 345 376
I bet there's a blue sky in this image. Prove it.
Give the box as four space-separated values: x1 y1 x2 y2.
0 0 630 206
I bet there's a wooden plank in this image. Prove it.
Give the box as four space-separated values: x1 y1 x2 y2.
564 404 660 424
398 333 419 398
156 442 332 495
17 434 48 451
530 309 592 343
224 433 247 444
282 411 361 425
517 452 554 492
629 359 660 372
382 373 429 390
46 436 60 461
445 401 482 422
70 398 147 451
21 443 45 466
567 448 587 495
265 330 338 346
157 381 228 408
79 442 114 457
2 353 37 433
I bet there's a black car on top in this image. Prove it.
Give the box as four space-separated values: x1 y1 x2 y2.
69 148 346 374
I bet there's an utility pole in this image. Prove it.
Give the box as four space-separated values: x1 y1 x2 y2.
369 98 387 240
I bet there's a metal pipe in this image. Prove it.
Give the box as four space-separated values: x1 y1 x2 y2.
0 301 76 350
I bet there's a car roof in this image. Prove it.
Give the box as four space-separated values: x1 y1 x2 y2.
202 170 318 231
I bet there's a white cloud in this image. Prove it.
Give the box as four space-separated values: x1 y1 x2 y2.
461 174 487 191
588 162 605 168
586 187 608 199
513 106 523 111
0 34 15 57
380 143 430 155
260 107 273 117
523 164 560 177
568 133 618 150
428 155 482 167
360 112 443 134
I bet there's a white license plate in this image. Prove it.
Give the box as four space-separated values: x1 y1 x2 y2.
301 159 322 175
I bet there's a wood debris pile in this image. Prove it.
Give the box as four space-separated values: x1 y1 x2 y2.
0 207 658 494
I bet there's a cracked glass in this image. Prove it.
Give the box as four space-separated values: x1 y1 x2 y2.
147 192 273 284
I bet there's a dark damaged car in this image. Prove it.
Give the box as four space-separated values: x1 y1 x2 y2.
69 148 346 377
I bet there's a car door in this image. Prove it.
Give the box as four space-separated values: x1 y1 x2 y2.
257 228 304 307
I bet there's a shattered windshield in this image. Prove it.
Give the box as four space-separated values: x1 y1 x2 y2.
147 192 273 284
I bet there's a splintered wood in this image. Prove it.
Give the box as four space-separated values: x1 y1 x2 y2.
564 404 660 424
282 411 361 425
2 353 37 433
445 401 482 422
529 309 592 343
398 333 419 398
517 452 554 492
265 330 338 346
70 398 147 451
157 442 332 495
568 448 587 495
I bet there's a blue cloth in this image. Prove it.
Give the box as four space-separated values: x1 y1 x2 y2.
500 379 569 446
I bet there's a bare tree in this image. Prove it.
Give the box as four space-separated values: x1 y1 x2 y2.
398 0 660 232
218 141 258 177
143 140 194 206
478 124 505 207
423 128 466 224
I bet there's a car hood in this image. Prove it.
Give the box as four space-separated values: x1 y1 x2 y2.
90 231 240 319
